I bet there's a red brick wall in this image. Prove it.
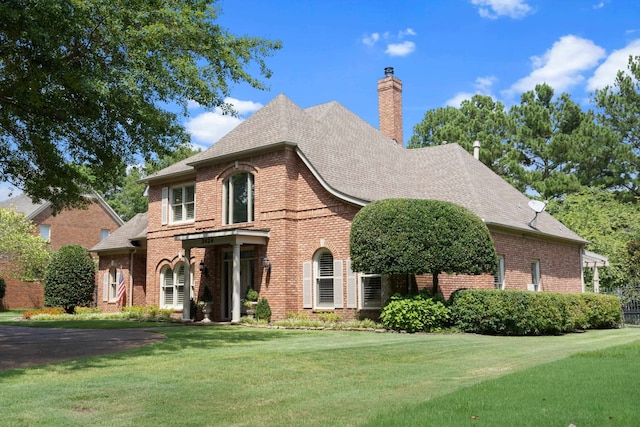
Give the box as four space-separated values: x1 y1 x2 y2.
2 199 122 309
140 147 584 321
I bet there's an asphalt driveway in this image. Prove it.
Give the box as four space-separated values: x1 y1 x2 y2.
0 325 166 371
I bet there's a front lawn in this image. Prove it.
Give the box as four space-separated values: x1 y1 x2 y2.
1 325 639 426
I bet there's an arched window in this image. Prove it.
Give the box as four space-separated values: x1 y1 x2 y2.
223 173 254 225
160 262 194 309
314 250 334 308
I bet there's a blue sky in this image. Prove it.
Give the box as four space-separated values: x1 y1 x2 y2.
1 0 639 201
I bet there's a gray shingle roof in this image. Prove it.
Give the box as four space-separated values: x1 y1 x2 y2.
0 194 49 219
91 212 147 252
145 94 585 244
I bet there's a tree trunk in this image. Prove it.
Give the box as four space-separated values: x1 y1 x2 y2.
432 273 439 296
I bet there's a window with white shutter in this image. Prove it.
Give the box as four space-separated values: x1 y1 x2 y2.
160 263 194 309
315 251 334 309
169 184 195 224
360 274 382 309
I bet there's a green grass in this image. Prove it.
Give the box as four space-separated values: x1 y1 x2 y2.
1 324 639 426
0 309 25 322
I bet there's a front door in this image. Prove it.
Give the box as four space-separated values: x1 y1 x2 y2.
221 249 255 320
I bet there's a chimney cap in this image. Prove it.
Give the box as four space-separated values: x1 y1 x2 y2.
384 67 394 77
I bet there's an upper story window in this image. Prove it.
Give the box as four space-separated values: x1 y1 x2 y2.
100 229 110 241
40 224 51 241
166 184 195 224
223 173 254 225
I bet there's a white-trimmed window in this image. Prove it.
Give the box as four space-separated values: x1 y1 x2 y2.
315 250 334 308
223 173 254 225
160 262 194 309
494 255 505 290
109 267 118 301
360 273 383 309
170 184 195 223
100 229 110 241
40 224 51 241
529 259 541 292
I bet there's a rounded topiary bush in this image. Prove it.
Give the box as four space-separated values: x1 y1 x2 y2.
44 245 96 313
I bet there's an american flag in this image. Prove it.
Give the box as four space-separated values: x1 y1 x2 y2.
117 268 126 304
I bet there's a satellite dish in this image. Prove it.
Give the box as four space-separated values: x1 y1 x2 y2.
527 199 547 229
528 200 546 213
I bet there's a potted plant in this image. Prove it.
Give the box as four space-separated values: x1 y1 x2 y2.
198 286 213 322
243 288 259 317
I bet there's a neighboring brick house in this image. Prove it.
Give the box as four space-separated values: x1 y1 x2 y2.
93 69 587 322
0 193 123 309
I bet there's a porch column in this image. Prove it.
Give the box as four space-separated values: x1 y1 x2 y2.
182 247 192 321
232 243 241 323
593 264 600 294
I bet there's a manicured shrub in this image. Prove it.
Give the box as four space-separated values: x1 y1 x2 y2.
0 277 5 300
255 297 271 322
579 293 622 328
317 311 342 323
44 245 96 313
450 289 622 335
380 293 450 333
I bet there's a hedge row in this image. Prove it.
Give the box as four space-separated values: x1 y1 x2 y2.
449 290 622 335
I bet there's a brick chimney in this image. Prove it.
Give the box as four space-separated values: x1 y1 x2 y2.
377 67 403 146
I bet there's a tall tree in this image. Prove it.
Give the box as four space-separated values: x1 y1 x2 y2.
0 1 281 212
594 55 640 197
408 95 519 188
0 208 51 281
509 84 590 199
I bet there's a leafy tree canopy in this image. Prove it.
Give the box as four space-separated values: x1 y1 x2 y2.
547 188 640 290
0 208 51 281
0 0 281 212
350 199 497 293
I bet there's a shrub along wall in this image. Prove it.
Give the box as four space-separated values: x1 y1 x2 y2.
449 290 622 336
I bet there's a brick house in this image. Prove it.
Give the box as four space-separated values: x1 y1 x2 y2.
0 193 123 309
93 69 587 322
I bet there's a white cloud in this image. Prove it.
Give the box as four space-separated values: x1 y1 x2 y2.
362 32 380 47
593 1 605 9
471 0 533 19
504 35 606 97
185 97 262 148
385 41 416 57
363 28 417 57
398 28 416 38
446 76 497 106
587 39 640 91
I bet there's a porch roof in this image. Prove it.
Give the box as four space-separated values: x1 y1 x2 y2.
583 250 609 268
174 228 270 248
